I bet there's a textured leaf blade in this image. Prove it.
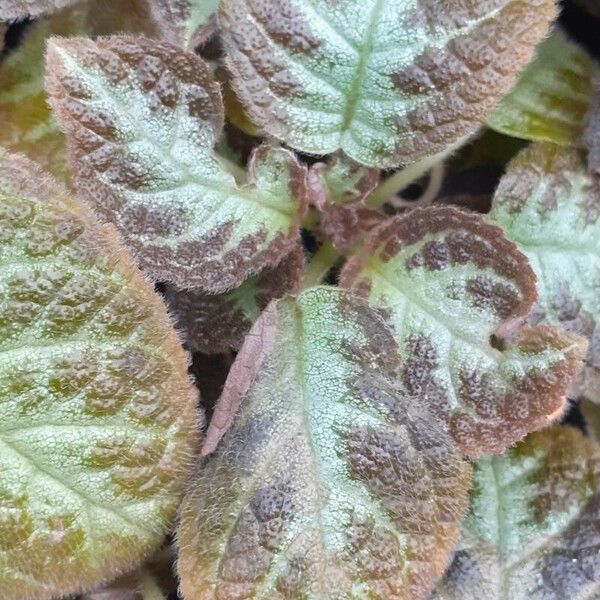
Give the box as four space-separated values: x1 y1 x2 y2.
220 0 556 168
489 143 600 402
0 1 183 185
178 287 471 600
340 207 586 457
487 32 598 146
47 35 307 292
165 245 304 354
433 426 600 600
0 152 199 600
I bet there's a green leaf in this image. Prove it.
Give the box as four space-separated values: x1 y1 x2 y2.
487 31 598 146
0 0 78 19
165 245 304 354
489 143 600 403
0 151 199 600
180 0 219 48
433 426 600 600
46 35 307 292
219 0 556 168
178 286 471 600
340 207 586 457
307 155 384 248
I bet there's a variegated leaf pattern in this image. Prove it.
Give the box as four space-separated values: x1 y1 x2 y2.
220 0 556 168
0 0 182 185
489 143 600 403
0 151 199 600
0 0 78 19
340 207 586 458
47 36 307 292
178 286 471 600
487 31 598 146
432 426 600 600
165 245 304 354
308 155 383 248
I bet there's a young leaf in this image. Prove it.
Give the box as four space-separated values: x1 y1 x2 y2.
179 0 220 48
0 0 78 19
178 286 471 600
46 36 307 292
487 32 598 147
433 426 600 600
165 245 304 354
0 151 199 600
219 0 556 168
308 155 383 248
489 143 600 403
340 207 586 457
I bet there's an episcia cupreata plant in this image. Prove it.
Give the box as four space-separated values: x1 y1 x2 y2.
1 0 600 598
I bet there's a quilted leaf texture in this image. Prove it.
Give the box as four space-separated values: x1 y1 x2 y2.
0 151 199 600
219 0 557 168
0 0 187 185
489 143 600 403
487 31 598 147
178 286 471 600
432 426 600 600
165 245 304 354
340 207 586 458
46 35 307 292
0 0 78 19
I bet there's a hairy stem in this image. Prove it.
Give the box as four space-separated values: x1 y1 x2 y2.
139 573 166 600
302 241 341 289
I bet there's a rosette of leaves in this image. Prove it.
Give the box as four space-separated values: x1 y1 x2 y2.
0 150 199 599
219 0 556 168
489 143 600 403
433 426 600 599
46 35 308 292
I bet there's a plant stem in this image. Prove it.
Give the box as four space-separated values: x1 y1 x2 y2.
302 241 340 289
139 573 166 600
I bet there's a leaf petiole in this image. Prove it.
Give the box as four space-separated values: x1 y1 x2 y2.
301 241 341 289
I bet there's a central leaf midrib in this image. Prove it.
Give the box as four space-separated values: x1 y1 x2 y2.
339 0 385 137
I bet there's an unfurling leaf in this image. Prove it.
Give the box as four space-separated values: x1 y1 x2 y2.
340 207 586 457
308 155 384 249
489 143 600 403
0 151 199 600
219 0 556 168
46 35 307 292
165 245 304 354
433 426 600 600
0 0 183 185
487 32 598 146
178 287 472 600
0 0 78 19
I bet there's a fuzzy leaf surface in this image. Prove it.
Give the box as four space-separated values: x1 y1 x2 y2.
0 1 183 185
433 426 600 600
178 287 471 600
487 32 597 146
0 152 199 600
47 35 307 292
489 143 600 402
165 245 304 354
340 207 585 457
0 0 78 19
220 0 556 168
